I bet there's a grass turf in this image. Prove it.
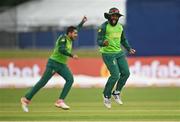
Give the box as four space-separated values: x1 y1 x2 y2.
0 87 180 121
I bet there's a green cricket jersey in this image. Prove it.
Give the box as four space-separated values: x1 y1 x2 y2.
97 21 131 53
49 21 84 64
50 35 73 64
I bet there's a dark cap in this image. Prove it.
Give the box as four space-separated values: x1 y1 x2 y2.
104 7 123 19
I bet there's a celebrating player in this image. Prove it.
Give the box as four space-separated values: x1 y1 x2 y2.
97 8 136 109
21 16 87 112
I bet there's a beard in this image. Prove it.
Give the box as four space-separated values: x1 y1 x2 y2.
108 18 119 26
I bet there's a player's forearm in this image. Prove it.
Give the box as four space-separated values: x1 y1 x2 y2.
59 47 73 57
76 21 84 31
121 31 131 51
121 39 131 51
97 41 104 46
97 36 105 47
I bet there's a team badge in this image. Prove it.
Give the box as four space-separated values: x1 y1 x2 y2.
61 39 65 42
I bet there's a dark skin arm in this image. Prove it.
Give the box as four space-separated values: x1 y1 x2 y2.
121 31 136 54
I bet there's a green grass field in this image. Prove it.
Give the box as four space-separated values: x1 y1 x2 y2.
0 87 180 121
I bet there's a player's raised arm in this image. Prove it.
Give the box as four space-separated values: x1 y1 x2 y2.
76 16 87 31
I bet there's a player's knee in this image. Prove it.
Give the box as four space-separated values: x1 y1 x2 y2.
111 74 120 81
68 76 74 84
64 75 74 84
124 70 130 79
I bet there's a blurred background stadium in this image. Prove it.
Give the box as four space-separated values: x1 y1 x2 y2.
0 0 179 55
0 0 180 121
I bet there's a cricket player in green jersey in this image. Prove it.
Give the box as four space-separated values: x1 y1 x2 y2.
97 8 136 109
21 16 87 112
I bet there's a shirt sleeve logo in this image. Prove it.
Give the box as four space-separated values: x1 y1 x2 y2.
98 28 102 32
61 39 65 42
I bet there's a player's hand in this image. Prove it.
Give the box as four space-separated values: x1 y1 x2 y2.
72 54 78 59
129 48 136 55
82 16 87 23
103 40 109 46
